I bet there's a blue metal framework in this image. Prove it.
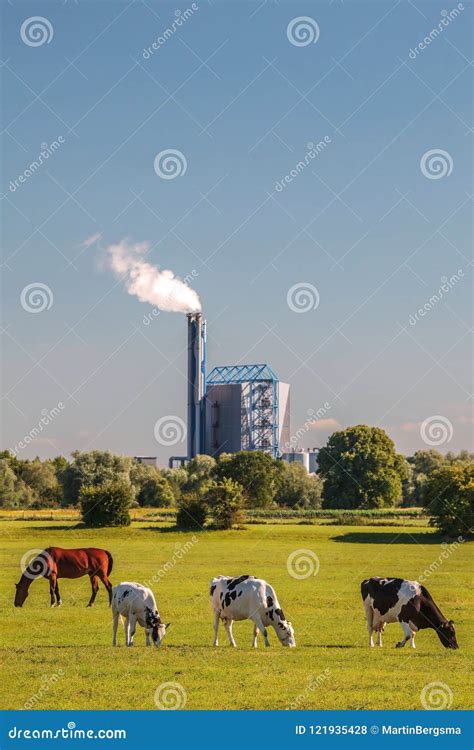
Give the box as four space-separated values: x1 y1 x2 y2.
206 364 280 457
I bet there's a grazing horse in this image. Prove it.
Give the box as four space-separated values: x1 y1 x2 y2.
14 547 113 608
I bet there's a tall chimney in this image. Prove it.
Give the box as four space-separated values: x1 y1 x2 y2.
187 312 205 459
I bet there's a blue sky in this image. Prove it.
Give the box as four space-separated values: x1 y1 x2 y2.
1 0 472 463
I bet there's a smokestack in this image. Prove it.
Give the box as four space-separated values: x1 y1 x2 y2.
187 312 206 459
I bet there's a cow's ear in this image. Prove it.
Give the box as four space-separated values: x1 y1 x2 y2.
449 620 455 625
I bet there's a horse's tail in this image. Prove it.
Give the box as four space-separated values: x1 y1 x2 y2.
106 551 113 576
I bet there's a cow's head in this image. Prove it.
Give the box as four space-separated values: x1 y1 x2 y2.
437 620 458 649
14 580 29 607
150 613 170 647
277 620 296 647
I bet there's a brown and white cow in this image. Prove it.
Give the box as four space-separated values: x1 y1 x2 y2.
361 577 458 649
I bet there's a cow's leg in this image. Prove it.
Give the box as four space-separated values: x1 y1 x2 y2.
254 616 270 647
376 628 383 647
49 575 57 607
128 614 137 646
86 575 99 608
364 602 375 647
123 616 130 646
112 612 120 646
396 621 412 648
410 630 416 649
252 623 258 648
145 629 151 647
213 610 219 647
224 619 236 647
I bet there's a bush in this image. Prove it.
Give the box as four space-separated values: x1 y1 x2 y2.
318 425 404 509
176 492 208 530
206 478 245 529
424 462 474 538
80 480 132 527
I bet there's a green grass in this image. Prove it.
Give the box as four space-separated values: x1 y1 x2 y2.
0 517 472 710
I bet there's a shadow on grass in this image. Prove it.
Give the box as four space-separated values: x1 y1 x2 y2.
332 531 443 545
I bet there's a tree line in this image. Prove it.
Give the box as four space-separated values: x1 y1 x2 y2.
1 424 472 537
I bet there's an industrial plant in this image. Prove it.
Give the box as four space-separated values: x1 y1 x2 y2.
166 312 318 472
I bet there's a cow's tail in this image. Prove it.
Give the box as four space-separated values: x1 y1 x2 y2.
106 551 113 576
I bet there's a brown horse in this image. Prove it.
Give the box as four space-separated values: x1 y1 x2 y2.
14 547 113 608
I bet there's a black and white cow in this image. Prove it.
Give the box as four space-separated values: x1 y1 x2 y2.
210 575 296 648
112 582 170 647
361 577 458 649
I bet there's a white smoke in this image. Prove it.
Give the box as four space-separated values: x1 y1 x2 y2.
106 239 201 314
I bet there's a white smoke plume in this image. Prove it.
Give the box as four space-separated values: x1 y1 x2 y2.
106 239 201 314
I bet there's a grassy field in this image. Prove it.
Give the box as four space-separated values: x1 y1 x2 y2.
0 515 472 711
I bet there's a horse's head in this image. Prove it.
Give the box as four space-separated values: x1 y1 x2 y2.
14 579 29 607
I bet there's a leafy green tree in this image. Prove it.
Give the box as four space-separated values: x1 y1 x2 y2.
130 462 174 507
61 450 133 505
206 478 245 529
16 459 61 507
80 479 132 527
0 459 34 507
424 462 474 538
274 462 322 508
183 454 216 492
405 450 446 505
215 451 278 508
318 425 404 509
176 490 208 530
161 467 187 503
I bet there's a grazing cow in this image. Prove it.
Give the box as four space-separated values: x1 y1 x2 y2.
111 582 170 647
210 575 295 648
361 577 458 650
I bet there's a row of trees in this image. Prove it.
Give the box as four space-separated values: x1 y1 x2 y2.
1 425 472 536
